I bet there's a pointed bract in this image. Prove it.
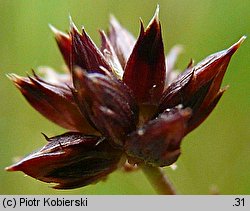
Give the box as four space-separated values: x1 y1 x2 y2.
123 8 166 104
70 21 111 74
125 108 191 167
6 132 122 189
159 36 245 132
73 68 139 147
9 73 95 133
108 15 136 68
187 88 226 133
49 24 71 69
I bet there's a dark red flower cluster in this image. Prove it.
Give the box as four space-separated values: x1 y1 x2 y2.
6 7 245 189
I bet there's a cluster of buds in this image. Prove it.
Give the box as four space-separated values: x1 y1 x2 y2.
6 6 245 189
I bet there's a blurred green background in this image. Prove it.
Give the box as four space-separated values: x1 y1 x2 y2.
0 0 249 194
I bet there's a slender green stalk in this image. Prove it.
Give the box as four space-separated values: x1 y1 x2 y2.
142 165 176 195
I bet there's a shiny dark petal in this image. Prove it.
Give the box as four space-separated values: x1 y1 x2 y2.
70 20 111 74
73 68 138 147
6 132 122 189
123 6 166 104
8 73 95 133
49 25 71 69
125 108 191 167
159 66 194 110
187 88 226 133
159 36 246 116
108 15 136 68
190 36 246 93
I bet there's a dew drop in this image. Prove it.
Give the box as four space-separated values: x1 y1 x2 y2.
137 128 144 136
176 104 183 109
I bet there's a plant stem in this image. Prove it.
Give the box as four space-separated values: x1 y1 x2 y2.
141 165 176 195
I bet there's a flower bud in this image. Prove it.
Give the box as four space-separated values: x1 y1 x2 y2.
6 132 122 189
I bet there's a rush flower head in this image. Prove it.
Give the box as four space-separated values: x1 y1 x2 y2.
6 6 245 190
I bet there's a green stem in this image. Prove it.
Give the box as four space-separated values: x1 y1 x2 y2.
141 165 176 195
